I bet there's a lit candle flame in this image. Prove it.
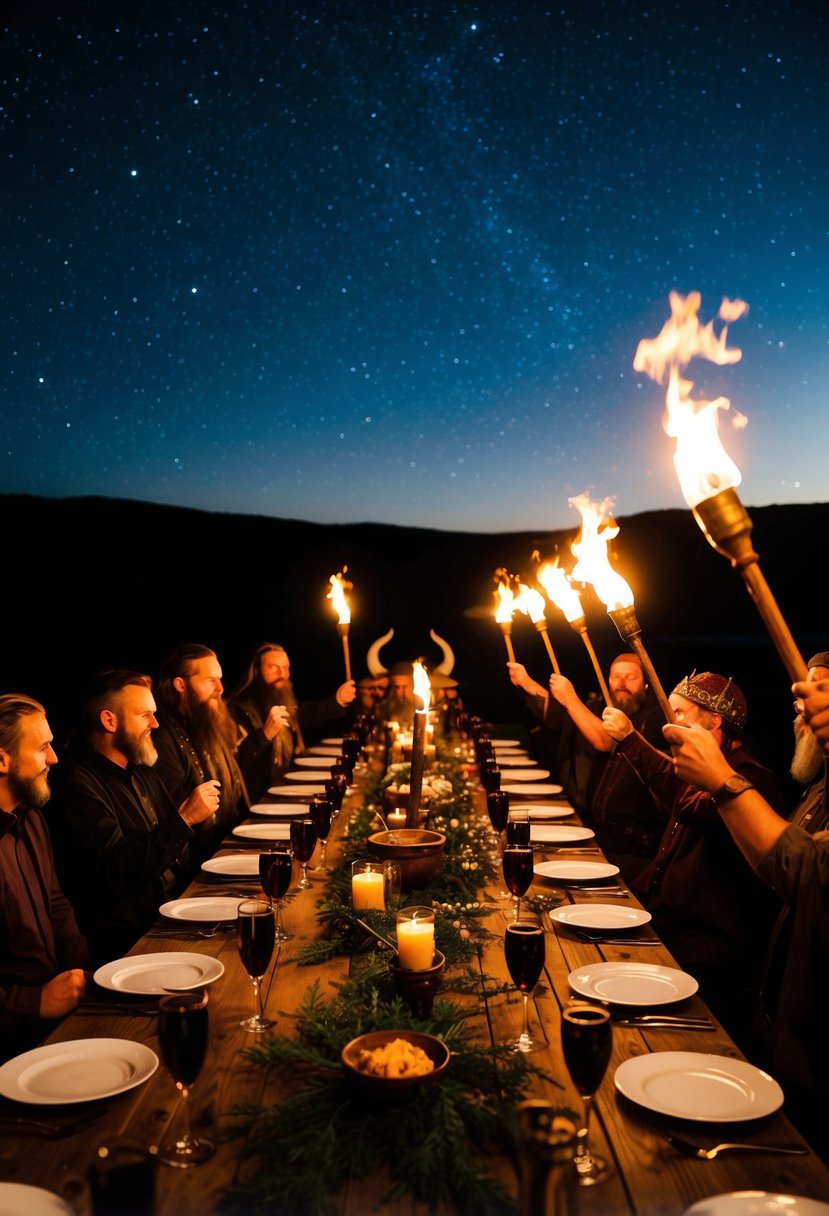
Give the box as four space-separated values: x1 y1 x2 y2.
634 290 748 507
568 493 634 611
326 568 352 624
413 660 431 714
535 555 584 623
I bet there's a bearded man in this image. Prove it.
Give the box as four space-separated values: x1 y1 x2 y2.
49 670 219 963
153 644 250 865
0 693 90 1060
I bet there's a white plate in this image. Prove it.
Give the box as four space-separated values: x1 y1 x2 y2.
492 739 524 748
284 770 331 782
292 756 335 767
684 1194 829 1216
268 783 325 797
502 782 564 797
305 745 344 756
615 1052 783 1121
512 803 574 820
531 824 595 844
158 896 242 921
0 1039 158 1105
498 767 551 781
534 860 619 883
94 952 224 994
569 961 698 1006
201 853 264 878
494 753 531 766
249 802 309 817
321 737 345 745
232 822 291 841
0 1183 74 1214
549 904 652 931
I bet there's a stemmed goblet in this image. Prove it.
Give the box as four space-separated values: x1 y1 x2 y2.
156 988 214 1167
289 815 317 890
259 847 294 942
503 918 547 1054
506 806 531 847
309 794 333 871
486 789 511 896
325 775 346 814
236 897 276 1034
502 844 535 922
560 1001 613 1185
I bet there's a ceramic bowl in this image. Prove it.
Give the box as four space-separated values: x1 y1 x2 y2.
341 1029 450 1099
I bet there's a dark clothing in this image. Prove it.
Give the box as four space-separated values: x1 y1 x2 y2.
0 804 90 1061
49 750 193 965
153 709 249 866
753 769 829 1160
619 730 786 1047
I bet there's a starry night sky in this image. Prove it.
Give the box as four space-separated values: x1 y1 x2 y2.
5 1 828 534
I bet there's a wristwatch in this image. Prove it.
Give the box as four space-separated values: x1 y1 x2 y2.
711 774 755 805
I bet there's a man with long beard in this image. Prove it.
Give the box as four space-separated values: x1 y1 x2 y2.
228 641 354 803
49 670 218 963
0 694 90 1060
153 643 251 864
664 652 829 1162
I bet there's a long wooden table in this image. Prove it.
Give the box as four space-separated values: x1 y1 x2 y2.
2 738 829 1215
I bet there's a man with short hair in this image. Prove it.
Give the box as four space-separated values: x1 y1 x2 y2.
603 670 787 1047
0 694 89 1060
49 671 219 962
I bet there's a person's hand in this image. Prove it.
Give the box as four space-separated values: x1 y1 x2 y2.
264 704 292 740
39 969 87 1020
662 722 732 792
180 780 222 826
602 707 633 741
549 673 576 707
336 679 356 707
794 677 829 752
506 662 532 691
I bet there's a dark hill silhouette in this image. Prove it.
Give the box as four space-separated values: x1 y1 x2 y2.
3 492 828 792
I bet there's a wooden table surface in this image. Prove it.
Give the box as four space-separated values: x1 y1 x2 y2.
2 737 829 1216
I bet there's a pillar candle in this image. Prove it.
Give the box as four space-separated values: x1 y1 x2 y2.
406 708 428 829
352 870 385 910
396 918 435 970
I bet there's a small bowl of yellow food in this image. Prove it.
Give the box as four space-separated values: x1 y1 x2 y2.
340 1030 450 1099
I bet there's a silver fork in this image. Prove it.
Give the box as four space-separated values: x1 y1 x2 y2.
668 1134 808 1159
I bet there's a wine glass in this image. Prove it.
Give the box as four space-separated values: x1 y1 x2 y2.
325 775 346 813
309 795 333 871
502 844 535 922
503 919 547 1053
486 789 511 895
156 988 214 1167
259 847 294 942
289 815 317 889
236 897 276 1033
507 806 531 847
560 1001 613 1185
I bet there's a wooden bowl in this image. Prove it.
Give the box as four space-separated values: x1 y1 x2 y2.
366 828 445 891
341 1030 450 1099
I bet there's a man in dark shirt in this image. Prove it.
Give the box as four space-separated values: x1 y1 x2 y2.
0 693 89 1061
49 671 219 963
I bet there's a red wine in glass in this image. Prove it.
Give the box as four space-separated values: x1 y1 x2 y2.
507 816 531 847
290 815 317 889
324 776 345 812
502 845 534 920
503 921 546 1053
237 898 276 1033
259 848 293 942
486 790 510 834
309 795 333 871
561 1002 613 1185
156 989 214 1166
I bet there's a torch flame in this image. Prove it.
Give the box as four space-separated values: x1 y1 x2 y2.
535 555 584 623
493 567 519 625
634 290 748 508
569 493 634 611
512 582 547 625
412 660 431 713
326 568 351 625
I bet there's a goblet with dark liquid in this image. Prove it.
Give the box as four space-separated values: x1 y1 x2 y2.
259 847 294 942
486 789 511 894
502 844 534 921
156 988 214 1167
309 794 333 871
507 808 531 847
561 1002 613 1185
482 758 501 793
503 920 546 1053
289 815 317 889
236 897 276 1034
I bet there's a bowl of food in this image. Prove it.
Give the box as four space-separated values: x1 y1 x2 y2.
367 829 446 891
341 1030 450 1099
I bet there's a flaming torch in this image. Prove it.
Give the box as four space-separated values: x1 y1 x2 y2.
535 555 611 705
512 581 562 674
493 568 519 662
569 493 676 723
407 661 432 829
634 291 807 682
326 568 352 682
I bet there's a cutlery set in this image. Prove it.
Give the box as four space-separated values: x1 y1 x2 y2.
667 1133 808 1159
614 1014 714 1031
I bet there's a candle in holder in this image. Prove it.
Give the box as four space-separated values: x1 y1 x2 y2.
406 662 432 829
387 808 407 831
351 860 385 910
396 906 436 971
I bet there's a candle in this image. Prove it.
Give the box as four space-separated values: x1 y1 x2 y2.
351 862 385 910
396 909 436 970
387 809 407 830
406 662 431 829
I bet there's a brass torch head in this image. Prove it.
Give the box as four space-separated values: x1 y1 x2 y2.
608 605 642 643
692 487 758 571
